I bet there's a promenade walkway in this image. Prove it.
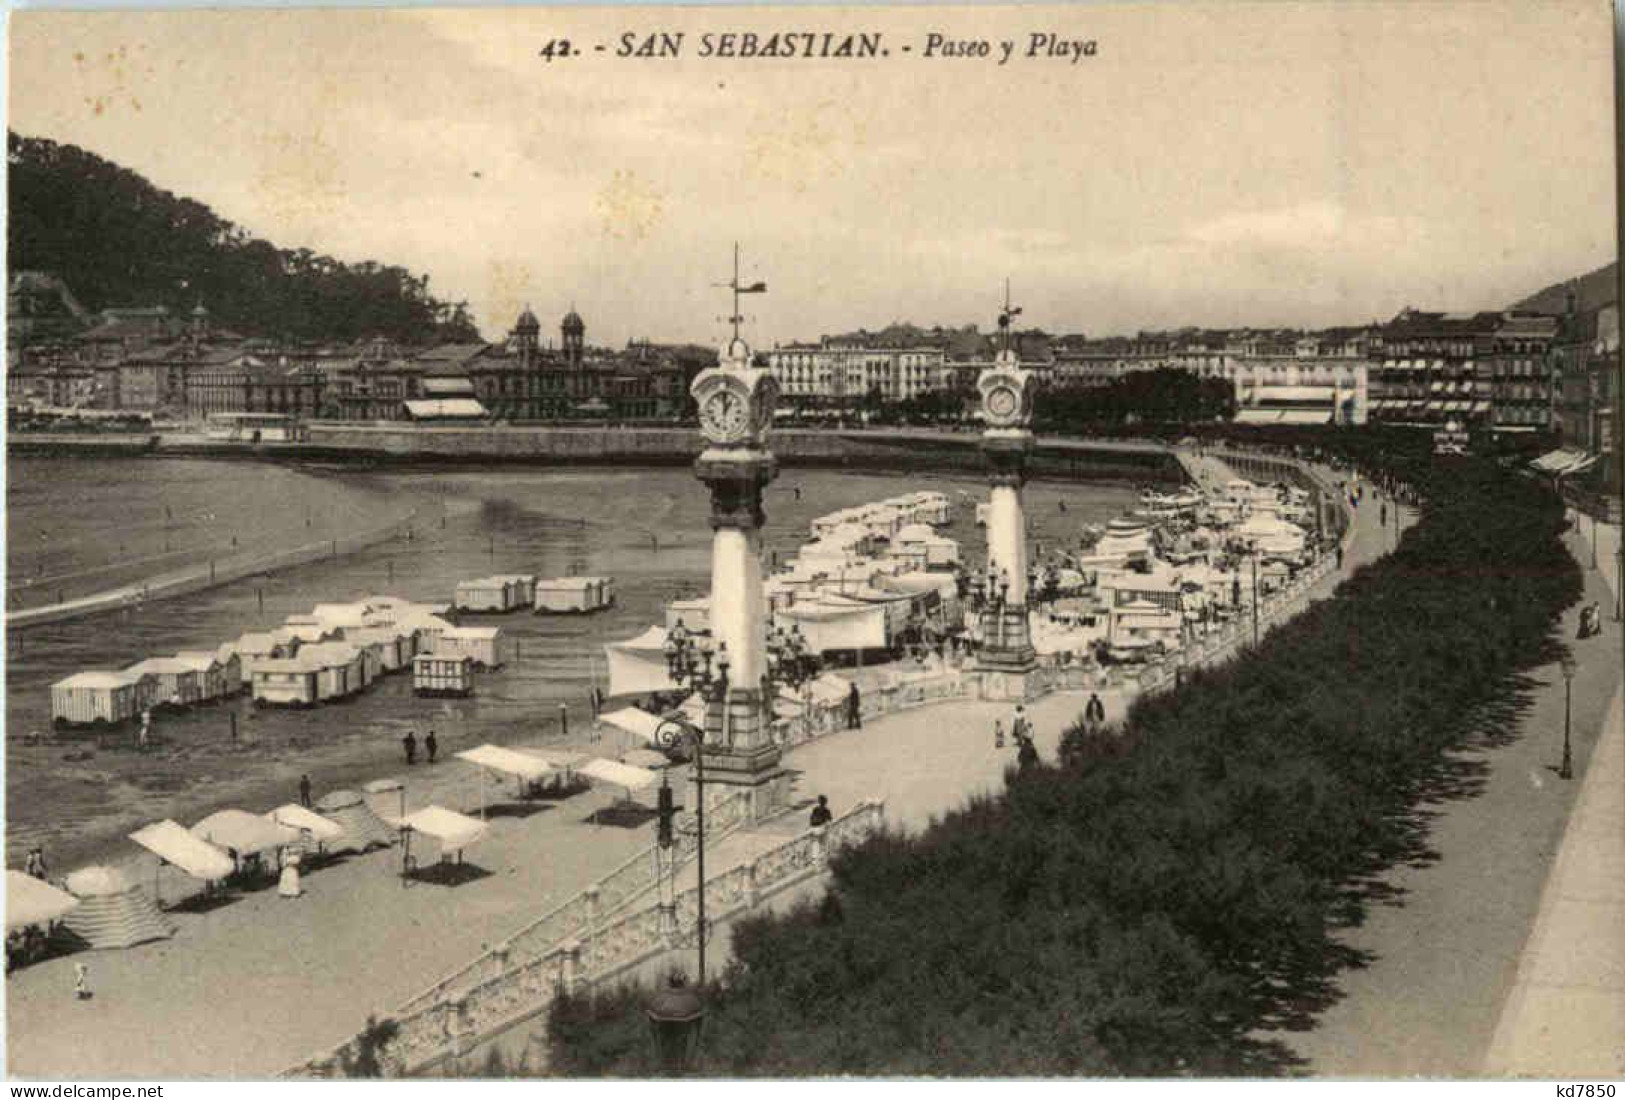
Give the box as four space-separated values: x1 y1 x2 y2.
5 456 1384 1079
1282 514 1624 1076
1483 518 1625 1078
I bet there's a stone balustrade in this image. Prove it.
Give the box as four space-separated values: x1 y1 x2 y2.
283 798 889 1077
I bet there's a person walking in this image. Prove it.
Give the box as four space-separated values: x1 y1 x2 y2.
994 718 1006 749
1011 704 1032 745
73 961 92 1001
809 794 833 828
1084 692 1106 728
298 774 312 809
1016 734 1039 772
402 730 417 766
425 729 439 765
846 682 862 730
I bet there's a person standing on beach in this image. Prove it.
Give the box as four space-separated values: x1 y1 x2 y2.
425 729 439 765
73 961 91 1001
299 774 312 809
402 731 417 766
1084 692 1106 728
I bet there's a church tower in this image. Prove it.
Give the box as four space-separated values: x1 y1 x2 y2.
561 307 585 369
513 306 540 368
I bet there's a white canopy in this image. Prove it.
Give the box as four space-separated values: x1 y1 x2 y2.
266 804 344 842
622 748 674 770
806 671 855 706
579 758 661 792
598 706 669 745
455 744 554 781
128 820 235 881
191 810 300 857
604 625 679 697
400 805 489 853
780 598 888 652
7 871 81 931
518 747 589 772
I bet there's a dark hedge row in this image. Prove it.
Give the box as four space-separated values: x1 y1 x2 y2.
547 429 1580 1077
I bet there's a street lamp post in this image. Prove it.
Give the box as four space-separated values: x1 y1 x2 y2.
658 625 731 987
1559 652 1576 781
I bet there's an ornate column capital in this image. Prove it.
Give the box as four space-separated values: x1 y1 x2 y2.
694 451 778 530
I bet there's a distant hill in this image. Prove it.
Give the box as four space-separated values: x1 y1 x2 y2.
1510 260 1618 315
7 132 482 345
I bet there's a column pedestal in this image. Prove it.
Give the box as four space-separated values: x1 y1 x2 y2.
694 449 790 824
976 429 1038 696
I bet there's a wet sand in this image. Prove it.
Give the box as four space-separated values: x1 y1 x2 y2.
6 463 1138 873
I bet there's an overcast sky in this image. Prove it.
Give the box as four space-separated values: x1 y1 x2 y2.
9 1 1617 347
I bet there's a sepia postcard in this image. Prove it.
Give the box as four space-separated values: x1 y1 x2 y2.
3 0 1622 1086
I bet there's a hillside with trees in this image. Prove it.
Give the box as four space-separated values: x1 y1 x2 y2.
1511 260 1618 315
7 132 481 345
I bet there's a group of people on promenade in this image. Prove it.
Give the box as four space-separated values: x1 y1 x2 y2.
401 728 439 766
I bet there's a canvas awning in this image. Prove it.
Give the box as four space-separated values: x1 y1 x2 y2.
128 820 235 881
579 758 661 792
603 625 679 697
455 744 554 781
622 748 674 770
399 805 489 853
404 398 487 420
517 748 589 772
598 706 670 745
266 804 344 842
7 871 81 931
191 810 299 857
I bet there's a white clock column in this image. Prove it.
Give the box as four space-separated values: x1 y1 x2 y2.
975 318 1038 698
689 333 789 822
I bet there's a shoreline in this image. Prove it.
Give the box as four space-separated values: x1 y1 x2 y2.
7 425 1187 483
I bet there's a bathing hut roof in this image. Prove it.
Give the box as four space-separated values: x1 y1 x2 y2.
125 657 193 676
53 670 140 690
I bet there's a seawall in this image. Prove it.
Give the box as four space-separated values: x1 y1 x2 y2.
11 425 1185 483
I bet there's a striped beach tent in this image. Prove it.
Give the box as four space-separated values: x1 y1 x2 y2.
57 866 174 950
313 789 396 853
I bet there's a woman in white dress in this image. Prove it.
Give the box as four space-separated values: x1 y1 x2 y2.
278 853 302 899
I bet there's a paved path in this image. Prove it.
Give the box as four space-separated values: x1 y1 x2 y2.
4 459 1381 1079
1484 518 1625 1077
1281 517 1624 1076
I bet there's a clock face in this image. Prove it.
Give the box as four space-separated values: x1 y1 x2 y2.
985 385 1019 420
701 388 750 441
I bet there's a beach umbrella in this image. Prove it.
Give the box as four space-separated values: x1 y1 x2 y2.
6 871 79 932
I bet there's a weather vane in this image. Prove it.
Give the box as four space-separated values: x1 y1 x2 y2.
997 278 1022 355
713 242 767 345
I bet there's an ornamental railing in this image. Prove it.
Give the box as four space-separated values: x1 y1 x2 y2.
393 787 752 1018
284 798 887 1078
